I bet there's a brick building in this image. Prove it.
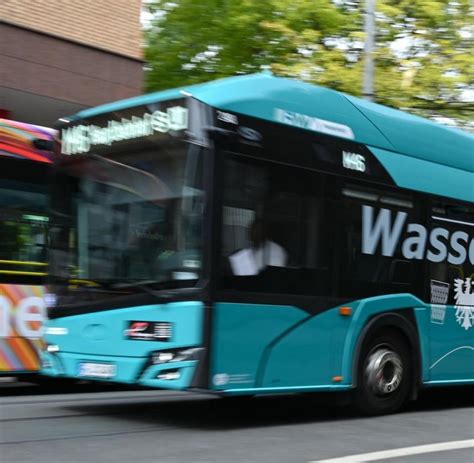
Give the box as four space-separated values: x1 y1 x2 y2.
1 0 144 126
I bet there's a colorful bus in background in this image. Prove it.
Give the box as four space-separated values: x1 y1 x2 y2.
43 74 473 415
0 119 56 377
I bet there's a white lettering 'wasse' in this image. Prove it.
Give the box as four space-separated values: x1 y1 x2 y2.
62 106 188 155
401 223 427 260
362 206 407 257
362 205 473 265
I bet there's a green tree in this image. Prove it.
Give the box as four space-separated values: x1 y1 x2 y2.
373 0 473 127
145 0 473 128
145 0 353 89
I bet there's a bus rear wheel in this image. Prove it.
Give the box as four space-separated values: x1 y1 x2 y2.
353 331 412 416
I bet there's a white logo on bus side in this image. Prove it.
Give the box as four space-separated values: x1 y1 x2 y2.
0 296 46 338
274 108 355 140
213 373 230 386
454 278 474 330
342 151 366 172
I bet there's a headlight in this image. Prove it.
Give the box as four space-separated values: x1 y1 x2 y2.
46 344 60 353
157 370 181 380
151 347 203 365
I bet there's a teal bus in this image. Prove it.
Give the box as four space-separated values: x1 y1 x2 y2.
42 73 473 415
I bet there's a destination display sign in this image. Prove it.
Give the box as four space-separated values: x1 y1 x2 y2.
61 106 188 155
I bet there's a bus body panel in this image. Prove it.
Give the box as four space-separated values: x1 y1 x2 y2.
344 95 473 173
42 297 473 391
139 360 198 390
43 301 204 388
371 147 473 202
42 351 145 384
191 74 394 152
259 306 350 388
427 306 474 383
210 302 307 391
42 350 200 390
44 301 204 357
259 294 474 390
414 307 431 382
259 296 422 388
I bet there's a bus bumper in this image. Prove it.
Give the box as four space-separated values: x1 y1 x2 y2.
41 350 200 390
41 301 205 389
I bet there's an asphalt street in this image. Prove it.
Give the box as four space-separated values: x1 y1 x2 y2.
0 385 473 463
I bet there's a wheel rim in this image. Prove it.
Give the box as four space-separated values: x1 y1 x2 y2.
365 347 403 397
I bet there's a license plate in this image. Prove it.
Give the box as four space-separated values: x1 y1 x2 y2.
78 362 116 379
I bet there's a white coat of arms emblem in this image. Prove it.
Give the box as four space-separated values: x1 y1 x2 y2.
454 278 474 330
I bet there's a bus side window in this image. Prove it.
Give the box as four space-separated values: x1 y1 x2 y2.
220 154 332 296
336 181 423 299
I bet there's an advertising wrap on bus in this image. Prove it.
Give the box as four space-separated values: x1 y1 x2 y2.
362 205 474 265
0 284 46 373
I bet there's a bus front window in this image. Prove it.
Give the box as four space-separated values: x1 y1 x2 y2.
0 176 48 283
49 142 204 289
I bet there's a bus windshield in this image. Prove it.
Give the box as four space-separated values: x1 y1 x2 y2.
49 141 204 288
0 174 49 281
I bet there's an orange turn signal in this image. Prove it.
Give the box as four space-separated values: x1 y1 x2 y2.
339 306 352 316
332 376 343 383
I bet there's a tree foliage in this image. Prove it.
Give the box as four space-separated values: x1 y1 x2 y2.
145 0 473 128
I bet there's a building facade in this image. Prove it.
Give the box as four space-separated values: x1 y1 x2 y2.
1 0 144 126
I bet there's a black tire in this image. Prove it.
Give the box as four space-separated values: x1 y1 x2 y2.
353 330 412 416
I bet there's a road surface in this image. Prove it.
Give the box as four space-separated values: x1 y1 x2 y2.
1 385 473 462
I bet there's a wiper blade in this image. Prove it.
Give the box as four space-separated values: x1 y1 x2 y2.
111 279 157 288
111 279 199 300
110 280 164 297
111 279 194 293
68 278 105 288
52 277 119 290
111 279 175 290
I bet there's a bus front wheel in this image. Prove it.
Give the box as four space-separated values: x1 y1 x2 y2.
353 331 412 416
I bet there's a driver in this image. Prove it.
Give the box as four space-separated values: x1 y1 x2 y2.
229 218 287 276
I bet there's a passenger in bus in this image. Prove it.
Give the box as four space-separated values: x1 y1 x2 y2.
229 218 287 276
